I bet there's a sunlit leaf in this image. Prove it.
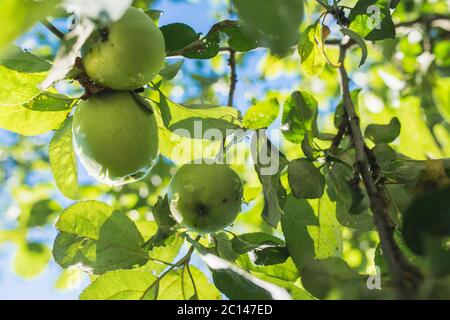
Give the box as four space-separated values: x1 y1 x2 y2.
0 102 70 136
298 23 325 76
243 98 279 129
0 0 60 51
80 269 158 300
49 117 80 200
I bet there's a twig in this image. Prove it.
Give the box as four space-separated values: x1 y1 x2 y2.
227 49 237 107
43 19 65 39
338 45 422 299
185 263 198 299
330 110 349 153
139 235 201 300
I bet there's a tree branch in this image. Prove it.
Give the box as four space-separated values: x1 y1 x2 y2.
43 19 65 40
227 49 237 107
338 46 422 300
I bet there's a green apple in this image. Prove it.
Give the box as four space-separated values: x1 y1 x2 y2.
73 90 159 186
82 7 166 90
167 163 243 233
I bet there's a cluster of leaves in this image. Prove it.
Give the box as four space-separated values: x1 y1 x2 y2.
1 0 450 300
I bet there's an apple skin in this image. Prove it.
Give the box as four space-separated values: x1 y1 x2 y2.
167 163 243 234
73 90 159 186
82 7 166 90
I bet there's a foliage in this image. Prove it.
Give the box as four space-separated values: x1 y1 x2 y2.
0 0 450 300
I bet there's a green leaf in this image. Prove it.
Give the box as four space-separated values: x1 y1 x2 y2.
23 92 76 112
236 255 300 282
0 47 51 73
214 232 240 262
220 21 258 52
255 273 314 300
137 223 184 275
55 201 113 239
205 255 291 300
348 0 395 41
0 0 60 51
298 24 325 76
80 270 158 300
288 159 325 199
281 194 342 271
301 258 367 299
403 186 450 255
326 162 373 230
0 65 47 107
372 143 397 170
232 232 284 254
364 117 401 143
13 242 51 279
145 10 163 24
55 268 83 291
49 117 80 200
253 246 290 266
160 23 200 52
159 60 184 80
340 28 368 67
384 159 426 187
282 91 318 144
251 134 288 227
28 199 61 227
53 201 149 274
151 196 177 233
157 267 221 300
184 31 220 60
233 0 304 56
243 97 279 129
0 102 71 136
156 93 241 139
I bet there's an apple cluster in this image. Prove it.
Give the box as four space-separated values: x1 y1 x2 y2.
71 7 243 233
73 7 164 186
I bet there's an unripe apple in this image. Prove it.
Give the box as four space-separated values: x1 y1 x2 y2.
82 7 166 90
73 90 158 186
167 163 243 233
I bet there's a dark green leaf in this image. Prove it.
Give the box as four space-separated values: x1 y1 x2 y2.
220 21 258 52
28 200 61 227
159 60 184 80
160 23 200 52
288 159 325 199
301 258 367 299
282 91 318 144
232 232 284 254
251 134 288 227
348 0 395 41
253 246 289 266
233 0 304 56
403 186 450 255
184 31 220 59
340 28 368 67
364 117 401 143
